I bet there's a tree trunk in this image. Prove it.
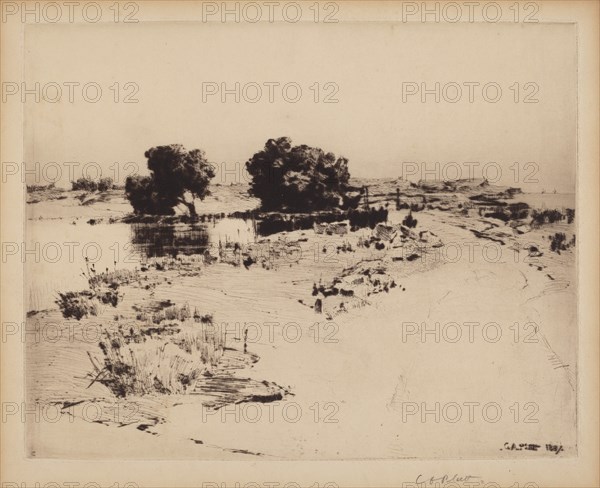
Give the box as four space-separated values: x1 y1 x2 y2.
181 199 197 219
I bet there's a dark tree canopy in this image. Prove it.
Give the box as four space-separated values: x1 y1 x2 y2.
245 137 355 211
125 144 215 216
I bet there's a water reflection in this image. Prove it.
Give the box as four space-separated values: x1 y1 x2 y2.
130 224 209 258
129 218 256 258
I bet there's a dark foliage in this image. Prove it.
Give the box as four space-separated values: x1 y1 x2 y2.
348 206 388 230
481 202 529 222
531 209 565 226
55 291 98 320
228 207 387 236
125 144 215 216
71 177 114 192
27 183 55 192
549 232 576 254
125 176 177 216
507 202 530 220
97 177 114 192
550 232 567 253
402 211 418 228
246 137 355 211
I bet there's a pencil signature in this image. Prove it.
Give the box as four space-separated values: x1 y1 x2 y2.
415 474 481 487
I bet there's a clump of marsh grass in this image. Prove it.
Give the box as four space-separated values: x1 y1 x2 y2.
55 290 99 320
56 262 137 320
88 312 225 397
136 302 192 324
88 268 140 289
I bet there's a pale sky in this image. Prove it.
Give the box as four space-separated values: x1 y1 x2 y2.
24 21 576 191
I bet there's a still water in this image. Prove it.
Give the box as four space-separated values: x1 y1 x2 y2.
26 218 256 311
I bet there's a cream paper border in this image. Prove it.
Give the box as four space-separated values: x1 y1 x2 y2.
1 1 598 486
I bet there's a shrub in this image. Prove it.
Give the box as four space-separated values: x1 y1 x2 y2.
71 177 98 191
484 203 529 222
71 177 114 192
508 202 530 220
402 211 418 228
484 209 510 222
550 232 566 253
97 177 114 192
55 291 99 320
348 207 388 229
549 232 575 254
27 183 55 192
97 288 120 307
531 209 565 226
56 266 131 320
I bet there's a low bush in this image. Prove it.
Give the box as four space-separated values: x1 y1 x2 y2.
484 203 529 222
402 211 418 228
566 208 575 224
55 291 99 320
71 176 114 192
549 232 576 254
97 177 114 192
348 206 388 230
531 209 565 226
72 177 98 191
27 183 55 192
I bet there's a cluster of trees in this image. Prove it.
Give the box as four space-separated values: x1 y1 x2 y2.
125 138 357 216
531 208 575 226
72 176 114 192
